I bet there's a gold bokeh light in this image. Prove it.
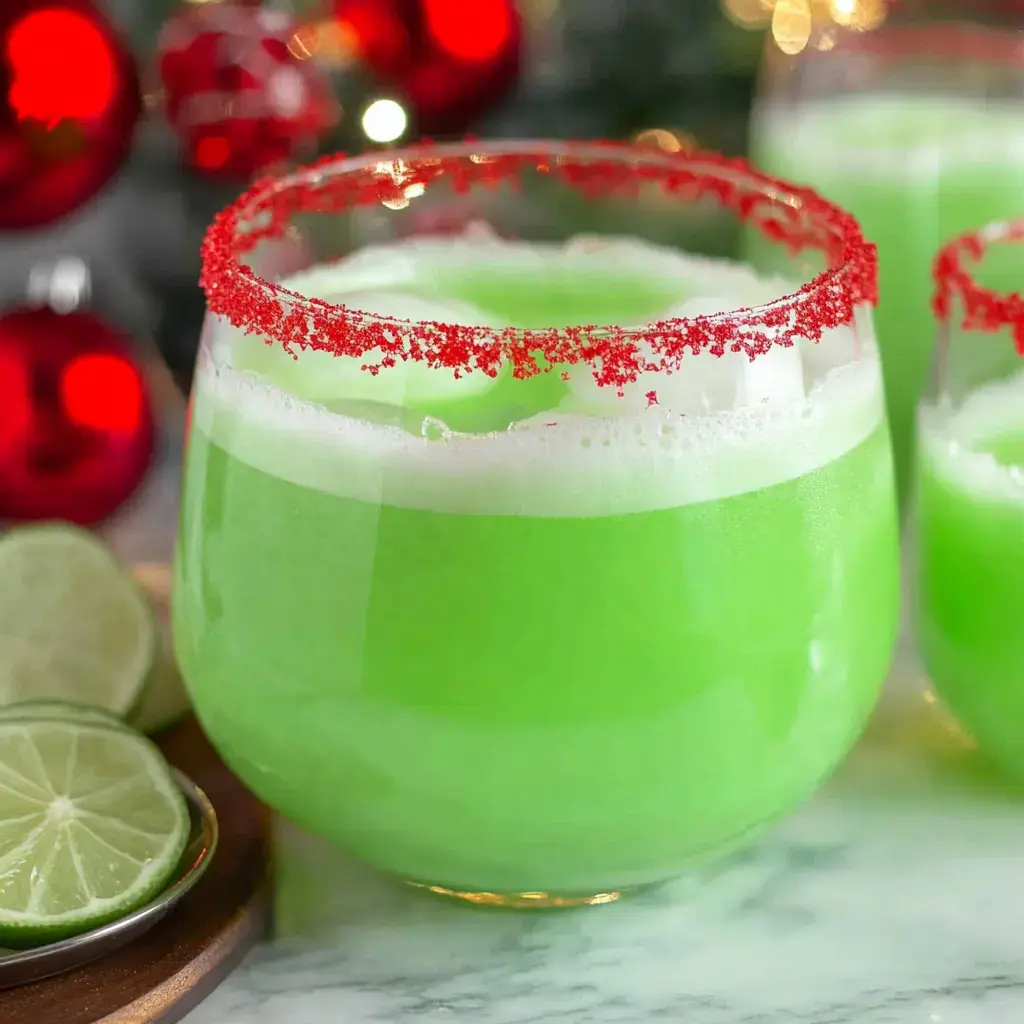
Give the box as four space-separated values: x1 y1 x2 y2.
772 0 812 56
835 0 887 31
632 128 696 154
722 0 888 50
287 18 361 66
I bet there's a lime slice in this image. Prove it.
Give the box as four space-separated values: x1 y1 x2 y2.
0 700 128 730
0 719 190 947
0 524 154 715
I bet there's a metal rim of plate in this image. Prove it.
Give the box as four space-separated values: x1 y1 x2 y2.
0 769 219 991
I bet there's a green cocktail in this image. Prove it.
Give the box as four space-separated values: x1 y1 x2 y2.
916 374 1024 778
752 95 1024 508
175 146 898 902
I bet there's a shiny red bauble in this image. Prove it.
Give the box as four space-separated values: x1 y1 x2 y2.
158 0 337 180
0 308 155 526
0 0 141 229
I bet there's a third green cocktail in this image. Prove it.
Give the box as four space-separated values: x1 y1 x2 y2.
916 369 1024 777
752 95 1024 507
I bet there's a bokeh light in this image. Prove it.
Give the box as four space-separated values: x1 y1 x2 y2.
772 0 812 55
423 0 515 63
831 0 887 31
61 353 144 434
721 0 888 49
6 8 118 128
361 98 407 143
632 128 696 154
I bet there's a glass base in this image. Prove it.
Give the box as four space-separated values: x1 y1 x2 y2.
405 880 629 909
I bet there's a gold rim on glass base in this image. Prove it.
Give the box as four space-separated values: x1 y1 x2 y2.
405 881 629 908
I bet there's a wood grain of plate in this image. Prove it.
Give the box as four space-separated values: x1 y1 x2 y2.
0 717 271 1024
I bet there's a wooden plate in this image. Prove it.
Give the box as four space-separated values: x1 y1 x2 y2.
0 716 272 1024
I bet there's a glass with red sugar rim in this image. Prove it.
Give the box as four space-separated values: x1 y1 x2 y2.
933 218 1024 351
178 139 899 907
915 217 1024 783
750 11 1024 515
199 140 878 388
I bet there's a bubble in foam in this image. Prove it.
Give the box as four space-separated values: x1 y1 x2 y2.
420 416 451 441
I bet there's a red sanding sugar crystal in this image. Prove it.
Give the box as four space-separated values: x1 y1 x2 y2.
199 141 878 388
933 220 1024 355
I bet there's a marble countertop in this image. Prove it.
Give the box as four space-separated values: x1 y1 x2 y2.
176 653 1024 1024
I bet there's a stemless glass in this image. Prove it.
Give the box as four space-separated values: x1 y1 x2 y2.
915 219 1024 779
750 12 1024 509
174 141 899 906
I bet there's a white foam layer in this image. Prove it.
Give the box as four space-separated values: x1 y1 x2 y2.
920 371 1024 506
755 95 1024 180
199 240 885 516
195 338 885 518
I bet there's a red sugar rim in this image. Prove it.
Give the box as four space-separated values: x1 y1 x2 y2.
200 140 877 389
933 220 1024 354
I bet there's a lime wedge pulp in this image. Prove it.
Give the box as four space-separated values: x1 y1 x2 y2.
0 719 190 947
0 524 154 715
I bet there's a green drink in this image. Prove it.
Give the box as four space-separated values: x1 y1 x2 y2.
176 244 897 899
752 95 1024 508
916 370 1024 777
176 144 898 902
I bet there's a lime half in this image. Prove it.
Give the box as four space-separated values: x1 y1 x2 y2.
129 563 192 735
0 700 129 730
0 719 190 947
0 524 154 715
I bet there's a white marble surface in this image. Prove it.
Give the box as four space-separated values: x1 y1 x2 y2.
178 654 1024 1024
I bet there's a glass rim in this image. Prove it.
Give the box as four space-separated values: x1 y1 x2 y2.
797 21 1024 64
200 139 877 388
933 219 1024 353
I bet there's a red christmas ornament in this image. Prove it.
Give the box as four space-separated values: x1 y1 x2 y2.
0 308 155 526
158 1 338 180
0 0 141 230
329 0 522 136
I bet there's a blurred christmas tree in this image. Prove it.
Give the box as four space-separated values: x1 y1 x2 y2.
481 0 763 149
